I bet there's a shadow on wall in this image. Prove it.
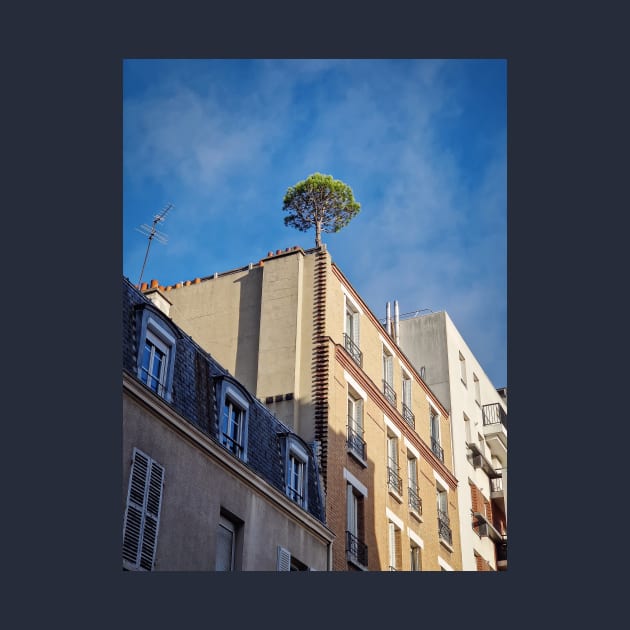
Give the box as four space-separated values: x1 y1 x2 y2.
233 269 263 393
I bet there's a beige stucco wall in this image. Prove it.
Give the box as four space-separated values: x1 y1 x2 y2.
162 266 262 394
123 387 331 571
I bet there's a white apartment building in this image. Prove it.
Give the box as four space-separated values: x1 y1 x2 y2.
397 310 507 571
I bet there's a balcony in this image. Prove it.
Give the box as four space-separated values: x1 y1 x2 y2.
387 462 402 496
347 419 367 462
343 333 363 368
438 509 452 546
468 442 501 479
382 379 396 407
482 403 507 461
431 437 444 463
346 530 368 569
473 511 503 544
408 486 422 516
482 402 507 428
402 402 415 429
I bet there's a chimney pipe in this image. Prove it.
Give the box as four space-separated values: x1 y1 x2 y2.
394 300 400 345
386 302 392 337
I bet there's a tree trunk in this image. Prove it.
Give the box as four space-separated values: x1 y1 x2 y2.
315 220 322 247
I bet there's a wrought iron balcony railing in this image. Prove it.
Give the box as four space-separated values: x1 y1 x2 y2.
347 418 367 461
408 486 422 515
431 437 444 462
287 486 304 504
482 402 507 429
346 530 368 567
438 509 452 546
387 463 402 495
220 433 244 459
402 402 415 429
383 379 397 407
343 333 363 368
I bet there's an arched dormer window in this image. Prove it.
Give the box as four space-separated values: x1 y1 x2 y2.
216 377 252 462
279 433 310 509
136 306 178 402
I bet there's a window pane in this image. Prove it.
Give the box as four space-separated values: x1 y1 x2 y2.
437 489 448 514
347 486 357 536
216 523 234 571
388 436 397 466
221 399 242 455
410 546 420 571
288 454 304 502
140 343 152 385
430 411 439 440
408 458 417 487
149 346 164 391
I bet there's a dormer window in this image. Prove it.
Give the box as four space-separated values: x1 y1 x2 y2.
136 307 177 402
282 435 309 509
217 379 251 462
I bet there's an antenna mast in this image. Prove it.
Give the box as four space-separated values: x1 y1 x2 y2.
136 203 173 287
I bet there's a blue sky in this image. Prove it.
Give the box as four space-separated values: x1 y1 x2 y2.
123 59 506 388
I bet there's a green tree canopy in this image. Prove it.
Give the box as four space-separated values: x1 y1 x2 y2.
282 173 361 248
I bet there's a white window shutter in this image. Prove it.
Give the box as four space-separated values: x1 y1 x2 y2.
355 398 363 430
123 448 165 571
352 311 360 346
277 546 291 571
385 353 393 385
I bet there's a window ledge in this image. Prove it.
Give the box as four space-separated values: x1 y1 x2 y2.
439 539 454 553
347 448 368 468
461 379 467 388
388 488 403 503
347 557 368 571
409 509 423 523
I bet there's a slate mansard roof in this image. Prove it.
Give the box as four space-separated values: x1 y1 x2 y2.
122 276 326 524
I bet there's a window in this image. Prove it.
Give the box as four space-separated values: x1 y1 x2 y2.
216 515 236 571
464 412 472 444
277 546 309 571
217 380 250 461
401 372 414 428
284 436 309 508
388 521 401 571
474 373 481 406
288 454 305 504
437 486 452 546
136 309 177 401
346 483 367 568
122 448 165 571
407 455 421 515
140 332 167 395
459 352 467 386
382 347 396 406
347 389 366 461
410 544 422 571
430 407 444 462
344 297 362 367
387 432 402 496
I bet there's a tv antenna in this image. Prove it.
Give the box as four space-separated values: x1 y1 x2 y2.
136 203 174 287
